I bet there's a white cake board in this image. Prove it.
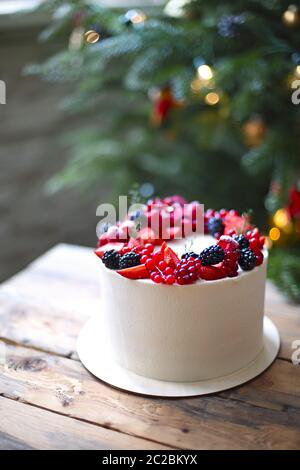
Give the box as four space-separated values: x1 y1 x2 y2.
77 315 280 397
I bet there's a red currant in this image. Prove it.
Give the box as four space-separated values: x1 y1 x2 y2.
141 255 148 264
166 275 175 285
146 259 155 271
158 260 167 270
164 266 173 276
145 243 154 253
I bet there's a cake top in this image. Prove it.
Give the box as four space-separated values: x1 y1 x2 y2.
95 195 265 285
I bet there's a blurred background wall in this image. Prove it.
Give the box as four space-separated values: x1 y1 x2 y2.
0 7 103 282
0 1 164 283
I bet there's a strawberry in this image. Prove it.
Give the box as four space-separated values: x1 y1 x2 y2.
117 264 149 279
94 242 125 258
160 242 180 266
199 265 227 281
224 214 252 235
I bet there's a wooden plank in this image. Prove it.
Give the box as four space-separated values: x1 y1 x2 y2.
1 343 299 450
0 397 170 450
0 245 299 362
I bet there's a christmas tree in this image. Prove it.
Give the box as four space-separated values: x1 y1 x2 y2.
28 0 300 300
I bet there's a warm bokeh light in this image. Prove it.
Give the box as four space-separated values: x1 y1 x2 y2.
84 30 100 44
197 64 213 80
205 92 220 105
295 65 300 77
269 227 281 241
273 208 291 229
282 5 299 26
190 77 202 93
130 11 146 24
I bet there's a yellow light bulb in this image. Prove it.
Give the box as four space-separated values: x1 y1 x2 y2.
273 208 290 229
269 227 281 241
205 92 220 105
197 65 213 80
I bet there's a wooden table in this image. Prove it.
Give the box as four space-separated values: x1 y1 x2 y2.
0 244 299 450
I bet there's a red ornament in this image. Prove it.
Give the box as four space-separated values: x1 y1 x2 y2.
287 187 300 219
151 85 179 126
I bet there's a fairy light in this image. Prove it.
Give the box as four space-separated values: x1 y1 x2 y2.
205 92 220 105
190 77 202 93
295 65 300 77
282 5 300 27
269 227 281 241
125 9 146 25
197 64 213 80
273 208 290 229
84 30 100 44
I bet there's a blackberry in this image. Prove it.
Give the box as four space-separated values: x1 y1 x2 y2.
200 245 225 266
233 234 249 249
181 251 200 260
239 248 256 271
119 252 141 269
102 250 121 270
208 217 225 237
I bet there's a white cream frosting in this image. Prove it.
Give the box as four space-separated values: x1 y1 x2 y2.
99 235 268 382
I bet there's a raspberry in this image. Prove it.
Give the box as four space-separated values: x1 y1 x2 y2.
200 245 225 266
233 234 249 249
119 252 141 269
239 248 256 271
254 250 264 266
217 235 239 252
208 217 225 238
102 250 121 270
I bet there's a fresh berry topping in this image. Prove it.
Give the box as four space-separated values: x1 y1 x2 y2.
181 251 200 260
200 245 225 266
119 252 141 269
208 217 225 237
233 234 250 249
239 248 256 271
165 274 175 285
102 250 121 270
174 258 199 284
117 264 148 279
223 213 252 236
199 265 227 281
160 242 180 266
217 235 239 252
95 242 125 258
254 250 264 266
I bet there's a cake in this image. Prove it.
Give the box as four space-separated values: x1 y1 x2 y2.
95 196 267 382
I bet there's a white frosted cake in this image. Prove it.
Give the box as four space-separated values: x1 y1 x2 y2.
95 196 267 383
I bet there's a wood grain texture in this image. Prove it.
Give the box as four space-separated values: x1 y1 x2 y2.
1 343 299 450
0 243 299 450
0 397 169 450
